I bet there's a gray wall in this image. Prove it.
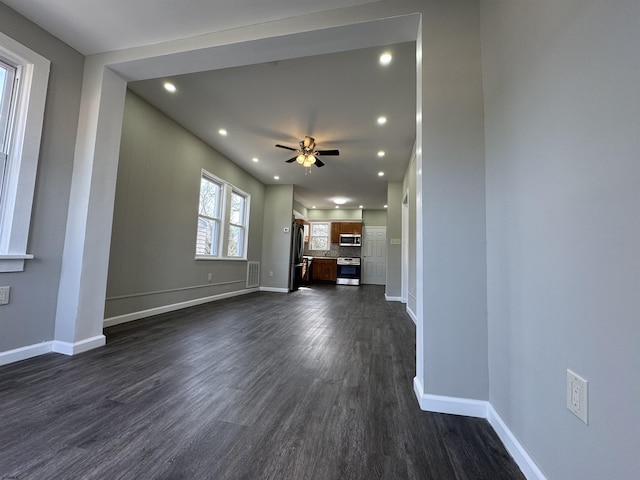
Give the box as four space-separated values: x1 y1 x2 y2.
260 184 294 290
0 4 84 352
105 91 265 318
307 209 362 221
419 0 488 400
481 0 640 478
362 209 387 227
385 182 402 298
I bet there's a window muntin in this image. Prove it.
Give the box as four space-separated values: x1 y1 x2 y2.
196 170 250 260
310 222 330 251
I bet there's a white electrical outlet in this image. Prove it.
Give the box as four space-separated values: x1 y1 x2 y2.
0 286 10 305
567 369 588 424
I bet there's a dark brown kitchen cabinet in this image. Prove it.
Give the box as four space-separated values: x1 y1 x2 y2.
311 258 337 282
330 223 341 243
330 222 363 243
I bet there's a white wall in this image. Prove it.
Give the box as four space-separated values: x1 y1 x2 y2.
481 1 640 478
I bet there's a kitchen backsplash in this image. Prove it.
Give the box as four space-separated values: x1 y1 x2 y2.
305 245 362 258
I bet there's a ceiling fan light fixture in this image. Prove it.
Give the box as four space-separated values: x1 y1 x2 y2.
296 154 306 164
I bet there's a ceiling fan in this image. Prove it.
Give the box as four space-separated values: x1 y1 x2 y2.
275 136 339 168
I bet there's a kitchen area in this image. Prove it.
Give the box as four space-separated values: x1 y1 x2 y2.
289 220 363 291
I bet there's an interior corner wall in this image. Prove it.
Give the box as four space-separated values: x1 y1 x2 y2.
403 153 417 316
260 184 294 290
362 209 387 227
105 90 265 319
481 1 640 478
0 4 84 353
385 182 403 298
419 0 488 400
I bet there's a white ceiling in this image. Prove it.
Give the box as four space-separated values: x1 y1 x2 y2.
5 0 416 211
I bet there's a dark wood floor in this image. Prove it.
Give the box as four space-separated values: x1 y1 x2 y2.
0 285 524 480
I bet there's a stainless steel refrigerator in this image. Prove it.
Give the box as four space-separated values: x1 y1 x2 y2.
289 222 304 291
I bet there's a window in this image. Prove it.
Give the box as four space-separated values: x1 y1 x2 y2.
227 190 247 257
0 59 17 190
0 33 50 273
196 170 250 259
309 223 330 250
196 174 222 256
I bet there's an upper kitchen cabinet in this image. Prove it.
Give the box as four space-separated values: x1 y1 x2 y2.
330 222 363 243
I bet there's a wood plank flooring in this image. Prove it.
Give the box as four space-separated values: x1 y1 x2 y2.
0 285 525 479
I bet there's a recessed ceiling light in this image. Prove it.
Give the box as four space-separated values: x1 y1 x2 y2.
377 116 387 125
379 52 392 66
359 205 364 209
163 82 176 93
252 157 259 162
377 150 385 157
273 175 279 180
335 205 339 209
384 204 388 209
218 128 228 136
312 206 316 209
378 171 385 177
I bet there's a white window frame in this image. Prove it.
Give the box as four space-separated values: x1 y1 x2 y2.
195 169 250 260
309 222 330 251
0 33 50 273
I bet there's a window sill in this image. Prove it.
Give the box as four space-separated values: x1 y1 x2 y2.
0 253 34 272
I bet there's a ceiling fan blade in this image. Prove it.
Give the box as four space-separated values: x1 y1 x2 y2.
276 144 298 151
285 157 297 163
316 149 339 156
314 158 325 167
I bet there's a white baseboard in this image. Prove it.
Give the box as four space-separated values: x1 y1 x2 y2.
413 377 545 480
0 334 107 366
0 341 53 366
487 404 548 480
104 288 259 328
259 287 289 293
413 377 488 418
385 295 403 302
406 305 417 324
52 335 106 355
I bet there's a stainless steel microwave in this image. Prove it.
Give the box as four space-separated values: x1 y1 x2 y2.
339 234 361 246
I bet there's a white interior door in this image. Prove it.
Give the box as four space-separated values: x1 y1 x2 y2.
362 226 386 285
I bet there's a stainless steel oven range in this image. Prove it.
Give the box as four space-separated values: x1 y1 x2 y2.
336 257 361 285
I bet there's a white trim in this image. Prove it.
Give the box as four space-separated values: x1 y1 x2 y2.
0 335 106 366
385 295 403 302
105 279 244 301
52 335 106 356
103 287 259 328
0 341 52 366
413 377 546 480
487 404 548 480
259 286 289 293
406 305 417 325
413 377 488 418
